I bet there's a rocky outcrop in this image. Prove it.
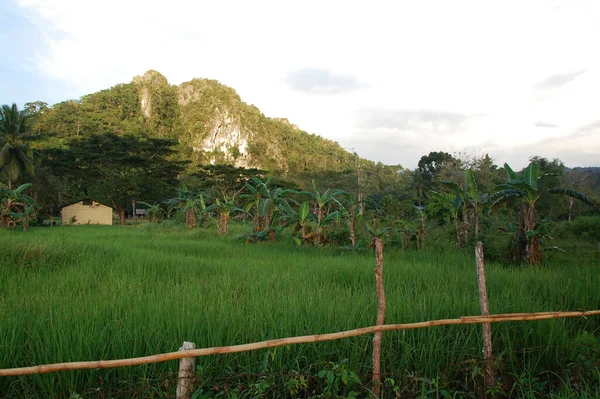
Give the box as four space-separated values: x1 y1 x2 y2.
130 70 356 174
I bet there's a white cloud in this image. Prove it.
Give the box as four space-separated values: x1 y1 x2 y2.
14 0 600 169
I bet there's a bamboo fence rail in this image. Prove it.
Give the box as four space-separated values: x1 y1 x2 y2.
1 310 598 377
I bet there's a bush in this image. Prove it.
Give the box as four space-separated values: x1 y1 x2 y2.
551 216 600 242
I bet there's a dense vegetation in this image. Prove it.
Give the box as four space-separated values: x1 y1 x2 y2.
1 73 600 397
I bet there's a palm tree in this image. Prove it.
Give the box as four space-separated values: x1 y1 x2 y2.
0 104 35 189
405 168 428 207
489 162 593 266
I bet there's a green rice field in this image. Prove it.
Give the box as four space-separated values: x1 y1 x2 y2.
0 224 599 398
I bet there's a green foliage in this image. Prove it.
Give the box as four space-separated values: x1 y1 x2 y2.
192 164 263 200
0 183 40 230
418 151 457 185
489 161 594 266
29 71 374 190
137 201 164 222
317 358 361 398
165 184 207 228
240 176 298 242
0 103 36 188
551 216 600 242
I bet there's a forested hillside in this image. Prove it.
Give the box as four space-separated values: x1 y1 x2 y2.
27 70 365 178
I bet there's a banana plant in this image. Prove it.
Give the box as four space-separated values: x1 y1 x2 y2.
429 190 464 249
488 162 593 266
440 169 488 243
464 169 488 239
137 201 164 223
414 205 427 249
202 197 246 236
292 201 314 245
164 184 206 228
344 203 363 248
0 183 39 231
241 176 298 241
397 219 417 250
439 179 469 244
301 180 348 246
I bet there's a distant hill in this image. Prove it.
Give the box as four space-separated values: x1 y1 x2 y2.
31 70 370 184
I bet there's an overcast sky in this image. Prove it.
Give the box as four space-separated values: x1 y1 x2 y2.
2 0 599 169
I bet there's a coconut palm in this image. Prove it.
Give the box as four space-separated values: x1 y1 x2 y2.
0 104 35 188
489 162 593 266
406 168 428 207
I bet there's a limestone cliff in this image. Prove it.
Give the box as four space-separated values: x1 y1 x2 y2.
131 70 357 175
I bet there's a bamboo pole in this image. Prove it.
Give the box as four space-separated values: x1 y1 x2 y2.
176 341 196 399
476 242 496 391
1 310 599 377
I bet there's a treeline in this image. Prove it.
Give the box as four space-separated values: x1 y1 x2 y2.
2 93 600 267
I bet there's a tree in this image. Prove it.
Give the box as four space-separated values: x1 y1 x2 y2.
489 162 593 266
64 133 187 224
405 168 428 206
417 151 456 185
0 104 35 189
192 164 263 200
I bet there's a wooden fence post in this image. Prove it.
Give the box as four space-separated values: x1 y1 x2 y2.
176 341 196 399
372 235 386 398
476 242 496 392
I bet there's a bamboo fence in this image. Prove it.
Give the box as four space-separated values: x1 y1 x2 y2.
1 310 599 377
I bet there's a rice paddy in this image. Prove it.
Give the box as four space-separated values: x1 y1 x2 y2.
0 224 599 397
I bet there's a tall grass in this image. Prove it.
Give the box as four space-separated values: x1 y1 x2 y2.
0 224 598 397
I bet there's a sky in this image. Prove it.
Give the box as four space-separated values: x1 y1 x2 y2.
1 0 599 170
